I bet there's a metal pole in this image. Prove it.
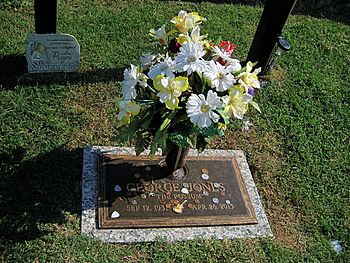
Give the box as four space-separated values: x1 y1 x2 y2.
35 0 57 34
246 0 297 75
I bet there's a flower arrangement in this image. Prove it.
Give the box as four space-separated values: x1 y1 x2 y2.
117 10 261 157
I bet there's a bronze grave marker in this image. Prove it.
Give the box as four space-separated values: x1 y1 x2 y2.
98 154 258 229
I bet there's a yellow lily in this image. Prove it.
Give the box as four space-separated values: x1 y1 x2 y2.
153 75 189 110
117 100 140 125
149 24 167 45
222 85 252 119
177 25 208 45
171 10 206 33
238 61 261 89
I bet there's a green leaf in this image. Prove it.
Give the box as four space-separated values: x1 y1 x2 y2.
149 110 177 157
160 110 178 131
189 72 203 94
187 134 197 148
114 118 138 143
150 139 158 157
146 85 157 94
150 128 168 157
216 109 230 125
199 72 207 94
168 132 190 148
134 99 157 105
196 135 208 152
250 101 261 113
173 113 188 124
160 118 171 131
233 66 246 77
140 112 153 130
204 137 212 143
192 124 225 137
135 131 151 155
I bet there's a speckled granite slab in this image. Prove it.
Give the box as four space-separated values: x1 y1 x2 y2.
81 146 272 243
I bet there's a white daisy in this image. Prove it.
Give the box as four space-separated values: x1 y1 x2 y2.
175 41 206 74
186 90 221 128
212 46 242 72
203 60 236 92
122 64 148 99
139 53 157 71
148 55 175 80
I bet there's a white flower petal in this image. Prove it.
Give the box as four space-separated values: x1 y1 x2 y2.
186 92 221 127
209 111 220 123
203 60 236 92
122 85 137 99
175 42 206 74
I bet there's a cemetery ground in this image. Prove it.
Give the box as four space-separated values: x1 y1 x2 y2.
1 0 349 262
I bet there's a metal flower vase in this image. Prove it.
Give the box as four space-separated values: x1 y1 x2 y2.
163 145 189 181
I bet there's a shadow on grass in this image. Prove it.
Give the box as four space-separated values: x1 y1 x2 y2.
177 0 264 5
0 55 28 90
0 147 83 244
0 54 124 90
179 0 349 25
293 1 350 25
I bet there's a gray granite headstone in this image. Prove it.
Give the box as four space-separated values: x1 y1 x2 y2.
81 146 273 243
26 33 80 73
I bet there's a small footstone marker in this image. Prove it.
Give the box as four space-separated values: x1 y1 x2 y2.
26 33 80 73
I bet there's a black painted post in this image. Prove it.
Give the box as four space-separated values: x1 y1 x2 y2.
35 0 57 34
246 0 297 75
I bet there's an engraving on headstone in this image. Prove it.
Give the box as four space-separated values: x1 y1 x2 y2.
81 147 273 243
26 33 80 73
98 155 258 229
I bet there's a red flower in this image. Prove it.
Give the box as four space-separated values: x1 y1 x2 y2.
218 40 236 56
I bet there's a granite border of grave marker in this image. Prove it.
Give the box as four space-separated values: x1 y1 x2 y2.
81 146 273 243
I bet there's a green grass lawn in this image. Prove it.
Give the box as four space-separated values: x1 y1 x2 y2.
1 0 349 262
